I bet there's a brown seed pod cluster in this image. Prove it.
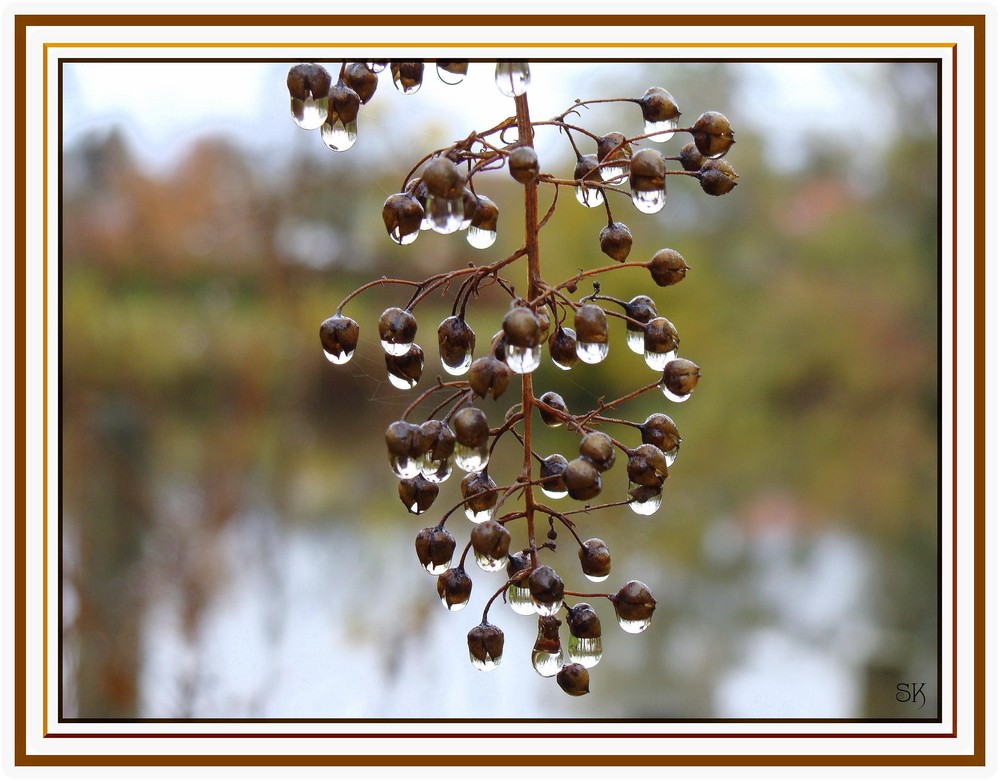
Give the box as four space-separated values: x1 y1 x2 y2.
298 61 735 696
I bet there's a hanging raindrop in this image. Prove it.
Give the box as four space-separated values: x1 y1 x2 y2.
321 117 358 152
291 95 329 130
661 386 692 403
467 226 497 249
427 194 465 235
454 443 490 473
568 635 603 668
505 343 542 374
389 454 421 480
626 330 645 355
436 60 468 85
495 62 530 97
632 187 666 214
644 117 678 142
576 341 609 365
532 648 564 678
644 347 677 371
575 183 605 208
628 483 662 515
508 583 536 615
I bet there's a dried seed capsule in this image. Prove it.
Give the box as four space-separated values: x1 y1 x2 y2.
573 154 605 207
398 475 439 514
461 470 498 522
437 315 476 376
678 142 705 172
384 343 424 389
532 615 564 677
640 413 681 456
503 306 541 348
467 195 499 249
597 132 631 183
698 158 740 196
422 157 467 200
629 149 667 214
564 456 602 501
567 602 602 639
548 326 579 370
385 420 425 477
508 145 539 184
319 314 360 365
528 565 564 616
538 391 569 427
623 295 657 354
643 317 680 371
382 192 424 245
639 86 681 137
692 111 735 159
648 248 689 287
468 356 511 400
437 567 473 611
556 662 591 696
377 307 418 356
342 61 378 104
287 63 332 130
626 444 669 488
539 453 569 499
452 406 489 448
574 304 609 364
579 431 615 472
578 538 611 582
471 519 511 571
414 526 456 575
321 81 361 151
599 221 633 262
467 622 504 671
662 358 701 402
419 419 456 463
611 580 656 633
390 61 424 95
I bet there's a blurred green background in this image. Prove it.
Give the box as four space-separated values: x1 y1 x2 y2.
60 60 939 719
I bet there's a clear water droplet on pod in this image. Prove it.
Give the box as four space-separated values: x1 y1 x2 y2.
441 350 474 376
532 595 563 617
495 62 530 97
576 341 609 365
422 455 453 484
662 444 679 467
568 636 603 668
321 117 358 151
467 226 497 249
508 584 536 615
628 483 662 516
644 117 678 142
423 559 451 576
440 594 468 612
455 443 490 473
427 194 464 235
387 371 418 390
661 385 692 403
465 506 492 523
474 550 506 573
584 570 609 584
323 347 355 365
644 348 678 372
291 96 329 130
600 163 628 184
393 71 421 95
381 339 412 357
389 225 419 246
540 484 568 500
366 62 387 73
617 615 653 634
470 650 501 672
531 649 565 678
575 185 605 208
390 455 421 480
632 188 666 214
437 63 467 85
626 330 645 355
505 343 541 374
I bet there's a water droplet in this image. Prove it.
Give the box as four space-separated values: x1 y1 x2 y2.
644 117 678 142
427 194 464 235
390 455 421 480
661 384 692 403
381 339 412 357
408 500 423 514
323 347 355 365
662 444 679 467
505 343 541 374
540 484 568 500
393 70 422 95
422 455 453 484
617 615 653 634
495 62 530 97
584 570 610 584
576 341 609 365
600 163 628 185
575 185 605 208
465 506 492 523
629 483 662 515
366 62 388 73
423 559 450 576
644 347 678 372
437 62 467 85
508 584 536 615
568 636 603 668
389 224 419 246
474 550 506 573
291 96 329 130
531 648 564 678
321 117 358 152
467 225 497 249
440 594 468 612
455 443 489 473
532 595 563 617
441 350 474 376
626 330 645 355
469 650 501 672
632 188 666 214
387 371 418 390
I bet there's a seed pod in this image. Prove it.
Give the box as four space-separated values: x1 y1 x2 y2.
528 565 564 612
539 454 569 495
567 603 602 639
414 526 456 573
467 622 504 670
468 356 511 399
574 304 608 346
626 444 669 488
663 358 701 398
342 62 378 104
678 142 705 172
319 314 360 363
508 145 539 184
639 86 681 124
640 413 681 452
596 132 631 180
578 538 611 581
452 406 490 448
437 567 473 610
629 148 666 192
385 420 423 459
644 317 680 356
419 419 456 463
422 157 467 200
698 158 740 196
461 471 498 514
469 195 499 232
503 306 542 348
599 221 633 262
471 519 511 563
507 550 532 585
611 580 657 624
533 614 562 657
564 456 602 501
328 81 361 125
574 153 601 183
398 475 439 514
691 111 735 159
437 315 476 373
579 431 615 472
557 663 590 696
382 192 424 244
287 63 332 102
538 391 569 427
390 61 424 94
377 307 417 352
648 249 689 287
624 295 657 333
385 344 424 388
548 327 579 369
